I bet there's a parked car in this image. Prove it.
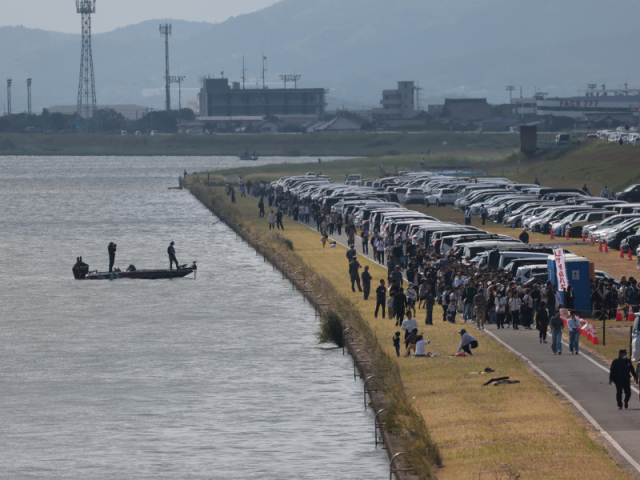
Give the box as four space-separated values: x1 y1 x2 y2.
603 220 640 249
404 188 427 204
616 184 640 203
426 188 457 207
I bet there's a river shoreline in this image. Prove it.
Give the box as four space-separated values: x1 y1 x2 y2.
188 184 426 480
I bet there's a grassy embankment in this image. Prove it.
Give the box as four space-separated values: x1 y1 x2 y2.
0 131 518 157
189 180 631 480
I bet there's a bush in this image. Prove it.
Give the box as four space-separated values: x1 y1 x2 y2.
316 310 345 347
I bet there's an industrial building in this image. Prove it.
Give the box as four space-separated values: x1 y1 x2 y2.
198 78 326 118
371 81 417 119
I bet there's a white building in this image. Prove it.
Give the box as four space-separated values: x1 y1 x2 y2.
372 81 416 118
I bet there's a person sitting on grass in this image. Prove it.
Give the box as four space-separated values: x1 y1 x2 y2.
457 328 478 356
414 335 430 357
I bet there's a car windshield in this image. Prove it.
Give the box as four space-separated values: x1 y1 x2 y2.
623 185 638 192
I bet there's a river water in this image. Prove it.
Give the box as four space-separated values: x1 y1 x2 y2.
0 156 387 479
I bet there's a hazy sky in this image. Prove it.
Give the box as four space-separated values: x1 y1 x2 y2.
1 0 279 34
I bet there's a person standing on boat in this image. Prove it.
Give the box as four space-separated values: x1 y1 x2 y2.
108 242 117 272
168 241 179 270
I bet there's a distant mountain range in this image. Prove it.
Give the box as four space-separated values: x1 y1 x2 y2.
2 0 639 113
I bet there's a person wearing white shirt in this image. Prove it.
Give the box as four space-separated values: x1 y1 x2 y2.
554 290 563 310
454 272 467 289
267 211 276 230
414 336 430 357
567 311 587 354
457 328 478 355
401 311 418 339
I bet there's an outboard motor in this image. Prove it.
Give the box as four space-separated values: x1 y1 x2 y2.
126 264 136 272
72 257 89 279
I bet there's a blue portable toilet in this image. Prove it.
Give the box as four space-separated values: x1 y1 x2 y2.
547 254 591 314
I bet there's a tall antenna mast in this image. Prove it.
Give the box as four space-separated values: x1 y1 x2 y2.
414 82 423 110
242 54 246 89
262 55 267 89
76 0 97 123
506 84 515 103
169 76 186 110
6 79 11 115
160 23 172 111
26 78 32 115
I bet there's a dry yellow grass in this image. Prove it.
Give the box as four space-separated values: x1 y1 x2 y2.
200 188 631 480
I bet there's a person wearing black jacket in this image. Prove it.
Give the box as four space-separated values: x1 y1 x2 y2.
545 282 556 315
609 349 637 409
361 266 372 300
564 285 575 310
393 288 407 326
518 228 529 244
108 242 117 272
276 211 284 230
349 258 362 292
375 279 386 318
424 289 435 325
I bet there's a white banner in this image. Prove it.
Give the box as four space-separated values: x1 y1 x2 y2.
553 248 568 292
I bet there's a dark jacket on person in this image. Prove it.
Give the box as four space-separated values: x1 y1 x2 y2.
108 243 116 257
346 248 357 262
519 231 529 244
546 289 556 310
376 285 386 300
394 292 407 311
564 290 575 310
610 357 637 384
348 260 361 276
536 307 549 332
390 271 403 287
361 271 372 286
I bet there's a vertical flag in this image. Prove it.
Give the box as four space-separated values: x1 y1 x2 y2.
553 248 568 291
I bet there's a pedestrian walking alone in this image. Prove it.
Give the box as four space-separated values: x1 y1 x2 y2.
609 349 637 409
549 309 563 355
276 211 285 230
362 265 372 300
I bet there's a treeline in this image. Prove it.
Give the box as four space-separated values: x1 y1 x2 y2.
0 108 196 134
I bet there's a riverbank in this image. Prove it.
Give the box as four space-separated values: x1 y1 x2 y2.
0 132 518 157
187 180 632 479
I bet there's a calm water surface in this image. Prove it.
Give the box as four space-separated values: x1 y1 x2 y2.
0 156 387 479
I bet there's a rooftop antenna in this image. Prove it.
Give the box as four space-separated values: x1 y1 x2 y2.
279 74 301 89
262 55 267 89
506 84 515 102
159 23 172 111
26 78 32 115
169 76 186 110
76 0 97 123
6 79 11 115
415 82 423 110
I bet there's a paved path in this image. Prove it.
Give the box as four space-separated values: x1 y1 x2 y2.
295 217 640 476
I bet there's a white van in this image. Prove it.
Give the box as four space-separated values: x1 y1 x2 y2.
516 265 548 284
498 251 550 270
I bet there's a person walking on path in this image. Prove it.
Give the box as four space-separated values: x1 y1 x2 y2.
258 198 265 218
424 287 435 325
495 291 507 329
267 210 276 230
536 301 549 343
390 265 403 288
609 349 637 410
168 241 179 270
406 284 417 317
567 311 586 354
346 245 357 262
362 265 372 300
480 205 487 225
349 257 362 293
361 227 370 254
375 279 386 318
550 309 564 355
464 280 477 323
473 288 487 330
564 284 575 310
457 328 479 355
276 210 285 230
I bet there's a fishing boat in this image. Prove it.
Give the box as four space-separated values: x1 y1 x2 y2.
238 151 259 161
73 260 197 280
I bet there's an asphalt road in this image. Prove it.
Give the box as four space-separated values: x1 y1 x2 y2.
304 218 640 476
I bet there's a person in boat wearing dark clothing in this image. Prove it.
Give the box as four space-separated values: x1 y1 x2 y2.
519 228 529 244
362 265 372 300
108 242 117 272
609 349 638 409
168 241 179 270
375 279 386 318
73 257 89 279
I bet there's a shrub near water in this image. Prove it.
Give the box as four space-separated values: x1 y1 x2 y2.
317 311 345 347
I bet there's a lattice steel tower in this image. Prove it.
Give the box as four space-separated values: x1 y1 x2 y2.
76 0 97 120
6 79 11 115
160 23 172 111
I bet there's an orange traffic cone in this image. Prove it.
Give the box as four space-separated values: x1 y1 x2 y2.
598 240 603 252
590 235 595 245
616 307 623 321
582 232 586 242
628 310 635 322
565 229 570 240
620 248 625 259
550 229 554 240
604 242 609 253
629 248 633 261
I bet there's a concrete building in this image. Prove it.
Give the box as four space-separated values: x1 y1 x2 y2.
536 92 640 120
440 98 492 123
199 78 326 118
372 81 416 119
45 104 149 120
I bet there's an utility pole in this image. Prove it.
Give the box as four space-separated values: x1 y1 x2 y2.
506 84 515 103
159 23 172 111
169 76 186 110
6 79 11 115
415 82 423 110
242 54 246 89
26 78 32 115
262 55 267 89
